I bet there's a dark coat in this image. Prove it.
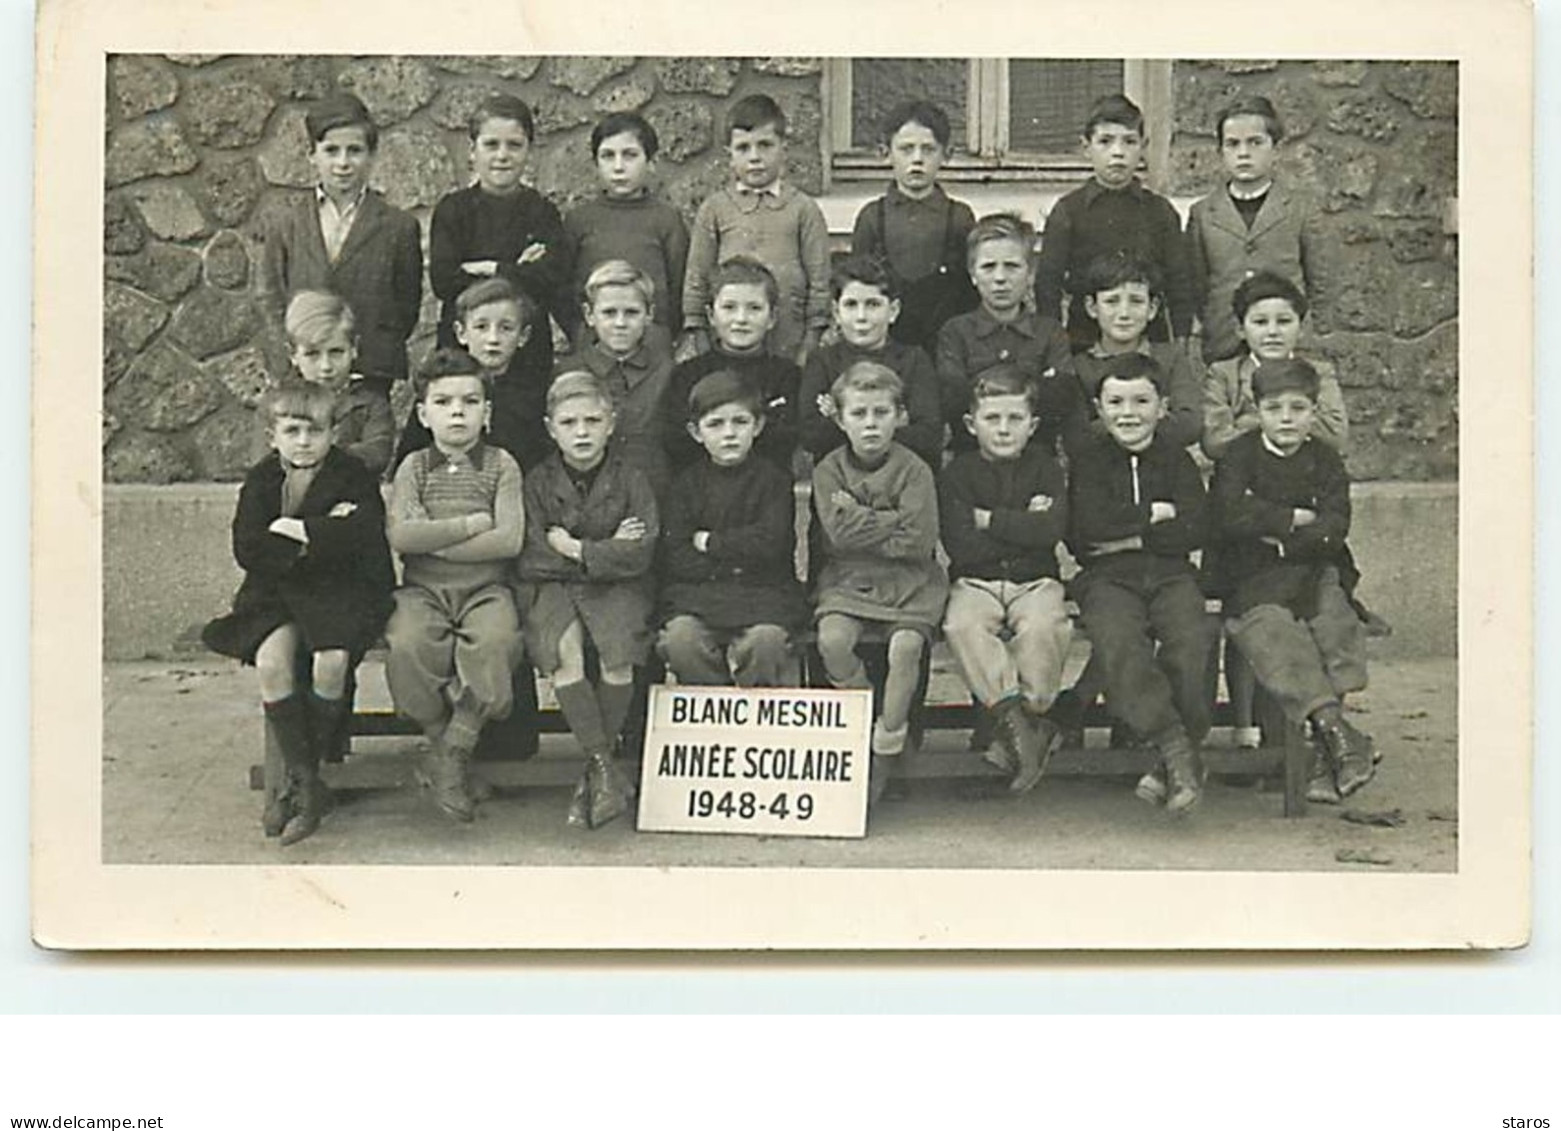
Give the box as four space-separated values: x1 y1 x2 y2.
203 448 395 663
1067 430 1207 580
258 191 423 386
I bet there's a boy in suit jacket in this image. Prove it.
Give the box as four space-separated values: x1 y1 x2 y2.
258 93 423 397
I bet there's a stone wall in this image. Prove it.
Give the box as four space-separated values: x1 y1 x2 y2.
1169 60 1458 480
101 55 1457 484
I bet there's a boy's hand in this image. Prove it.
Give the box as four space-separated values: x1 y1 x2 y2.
1260 536 1286 552
830 489 858 510
816 393 837 422
546 525 583 561
674 330 708 363
1027 494 1054 512
268 517 308 544
465 512 496 536
1292 508 1318 529
693 531 711 553
327 501 358 518
973 507 992 530
818 323 841 348
460 259 500 278
613 516 647 541
1149 501 1177 524
517 241 548 266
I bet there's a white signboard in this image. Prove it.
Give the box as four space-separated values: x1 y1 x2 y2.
636 685 874 838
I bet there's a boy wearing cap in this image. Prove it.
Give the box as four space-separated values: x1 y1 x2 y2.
657 370 805 687
1211 357 1377 804
258 93 423 398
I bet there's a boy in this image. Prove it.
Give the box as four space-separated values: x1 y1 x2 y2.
516 371 659 829
658 370 806 687
565 112 689 337
812 362 949 805
939 365 1070 795
1201 271 1347 461
1212 359 1377 802
430 94 568 385
1067 251 1203 455
850 100 978 351
556 259 676 495
662 257 800 474
1034 94 1193 353
799 255 944 469
203 382 394 845
1068 354 1215 813
1187 95 1319 365
681 94 831 367
385 349 526 823
283 290 394 476
259 93 422 396
935 214 1080 453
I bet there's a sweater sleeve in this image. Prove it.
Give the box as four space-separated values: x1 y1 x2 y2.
705 465 795 568
1186 200 1211 332
231 469 302 579
580 468 659 581
682 197 720 332
1200 362 1253 461
986 457 1069 551
1283 447 1351 560
1156 195 1194 339
1033 197 1073 322
662 207 691 335
434 454 525 562
797 350 844 457
256 210 292 332
815 455 938 560
850 197 884 261
1311 365 1350 450
935 461 993 570
1142 447 1207 556
299 461 388 570
503 195 571 331
934 320 972 428
387 456 483 555
1160 347 1206 451
1212 443 1296 540
338 392 395 477
659 468 710 583
427 194 470 305
896 346 946 466
798 197 833 334
389 210 423 343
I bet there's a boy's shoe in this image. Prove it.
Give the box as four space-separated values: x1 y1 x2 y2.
990 699 1036 781
429 742 476 823
1324 718 1379 798
867 755 896 808
584 750 635 829
1233 726 1263 750
1305 736 1342 804
1135 762 1169 806
1010 711 1061 796
565 776 590 828
1046 689 1086 749
278 769 325 846
1360 608 1394 639
1161 736 1205 815
977 705 1015 773
262 792 294 839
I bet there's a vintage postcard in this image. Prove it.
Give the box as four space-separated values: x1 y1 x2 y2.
32 0 1531 948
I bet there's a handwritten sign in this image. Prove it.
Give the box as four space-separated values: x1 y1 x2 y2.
636 685 873 838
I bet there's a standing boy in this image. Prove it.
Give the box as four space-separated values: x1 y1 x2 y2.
1069 354 1215 813
681 94 831 367
939 366 1071 795
385 350 526 823
658 371 806 687
936 214 1080 453
662 257 800 474
258 93 422 397
1212 359 1377 802
799 255 944 469
565 112 689 339
1187 95 1319 365
850 100 978 351
1034 94 1193 353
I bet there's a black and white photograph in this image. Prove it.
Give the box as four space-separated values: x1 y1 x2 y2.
31 0 1530 949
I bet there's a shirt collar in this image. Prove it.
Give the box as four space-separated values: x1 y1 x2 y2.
1261 432 1300 458
426 440 487 471
316 184 369 214
974 306 1037 339
884 182 947 209
592 339 650 372
1087 339 1153 360
732 181 786 212
1078 177 1145 207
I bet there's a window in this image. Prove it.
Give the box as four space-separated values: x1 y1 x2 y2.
823 58 1173 190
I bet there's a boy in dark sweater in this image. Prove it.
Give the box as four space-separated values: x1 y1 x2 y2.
939 365 1071 794
658 371 806 687
1035 94 1193 353
662 257 800 475
1212 359 1376 803
799 255 944 469
1069 353 1215 813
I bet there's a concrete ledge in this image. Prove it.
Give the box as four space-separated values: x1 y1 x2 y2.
101 480 1457 661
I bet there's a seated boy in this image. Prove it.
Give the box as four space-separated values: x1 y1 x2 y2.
662 256 800 474
515 371 659 829
1066 251 1203 456
283 290 394 476
1212 359 1377 803
682 94 831 367
203 381 395 845
1068 353 1215 814
1034 93 1193 352
849 99 978 352
799 255 944 469
556 258 676 495
939 365 1071 795
936 213 1080 454
385 349 525 823
658 371 806 687
813 362 949 805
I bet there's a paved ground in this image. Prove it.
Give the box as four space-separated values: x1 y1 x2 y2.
102 652 1458 872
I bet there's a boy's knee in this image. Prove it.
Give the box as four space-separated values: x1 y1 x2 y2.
887 630 925 667
815 619 855 661
312 650 351 693
660 617 709 656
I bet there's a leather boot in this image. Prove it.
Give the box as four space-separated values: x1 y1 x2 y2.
429 739 476 823
261 704 298 838
1006 702 1055 796
1135 762 1168 806
978 703 1016 774
1160 733 1205 815
265 696 323 846
585 749 633 829
1318 712 1377 798
1305 733 1342 804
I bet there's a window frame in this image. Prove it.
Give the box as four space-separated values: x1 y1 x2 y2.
820 58 1173 193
